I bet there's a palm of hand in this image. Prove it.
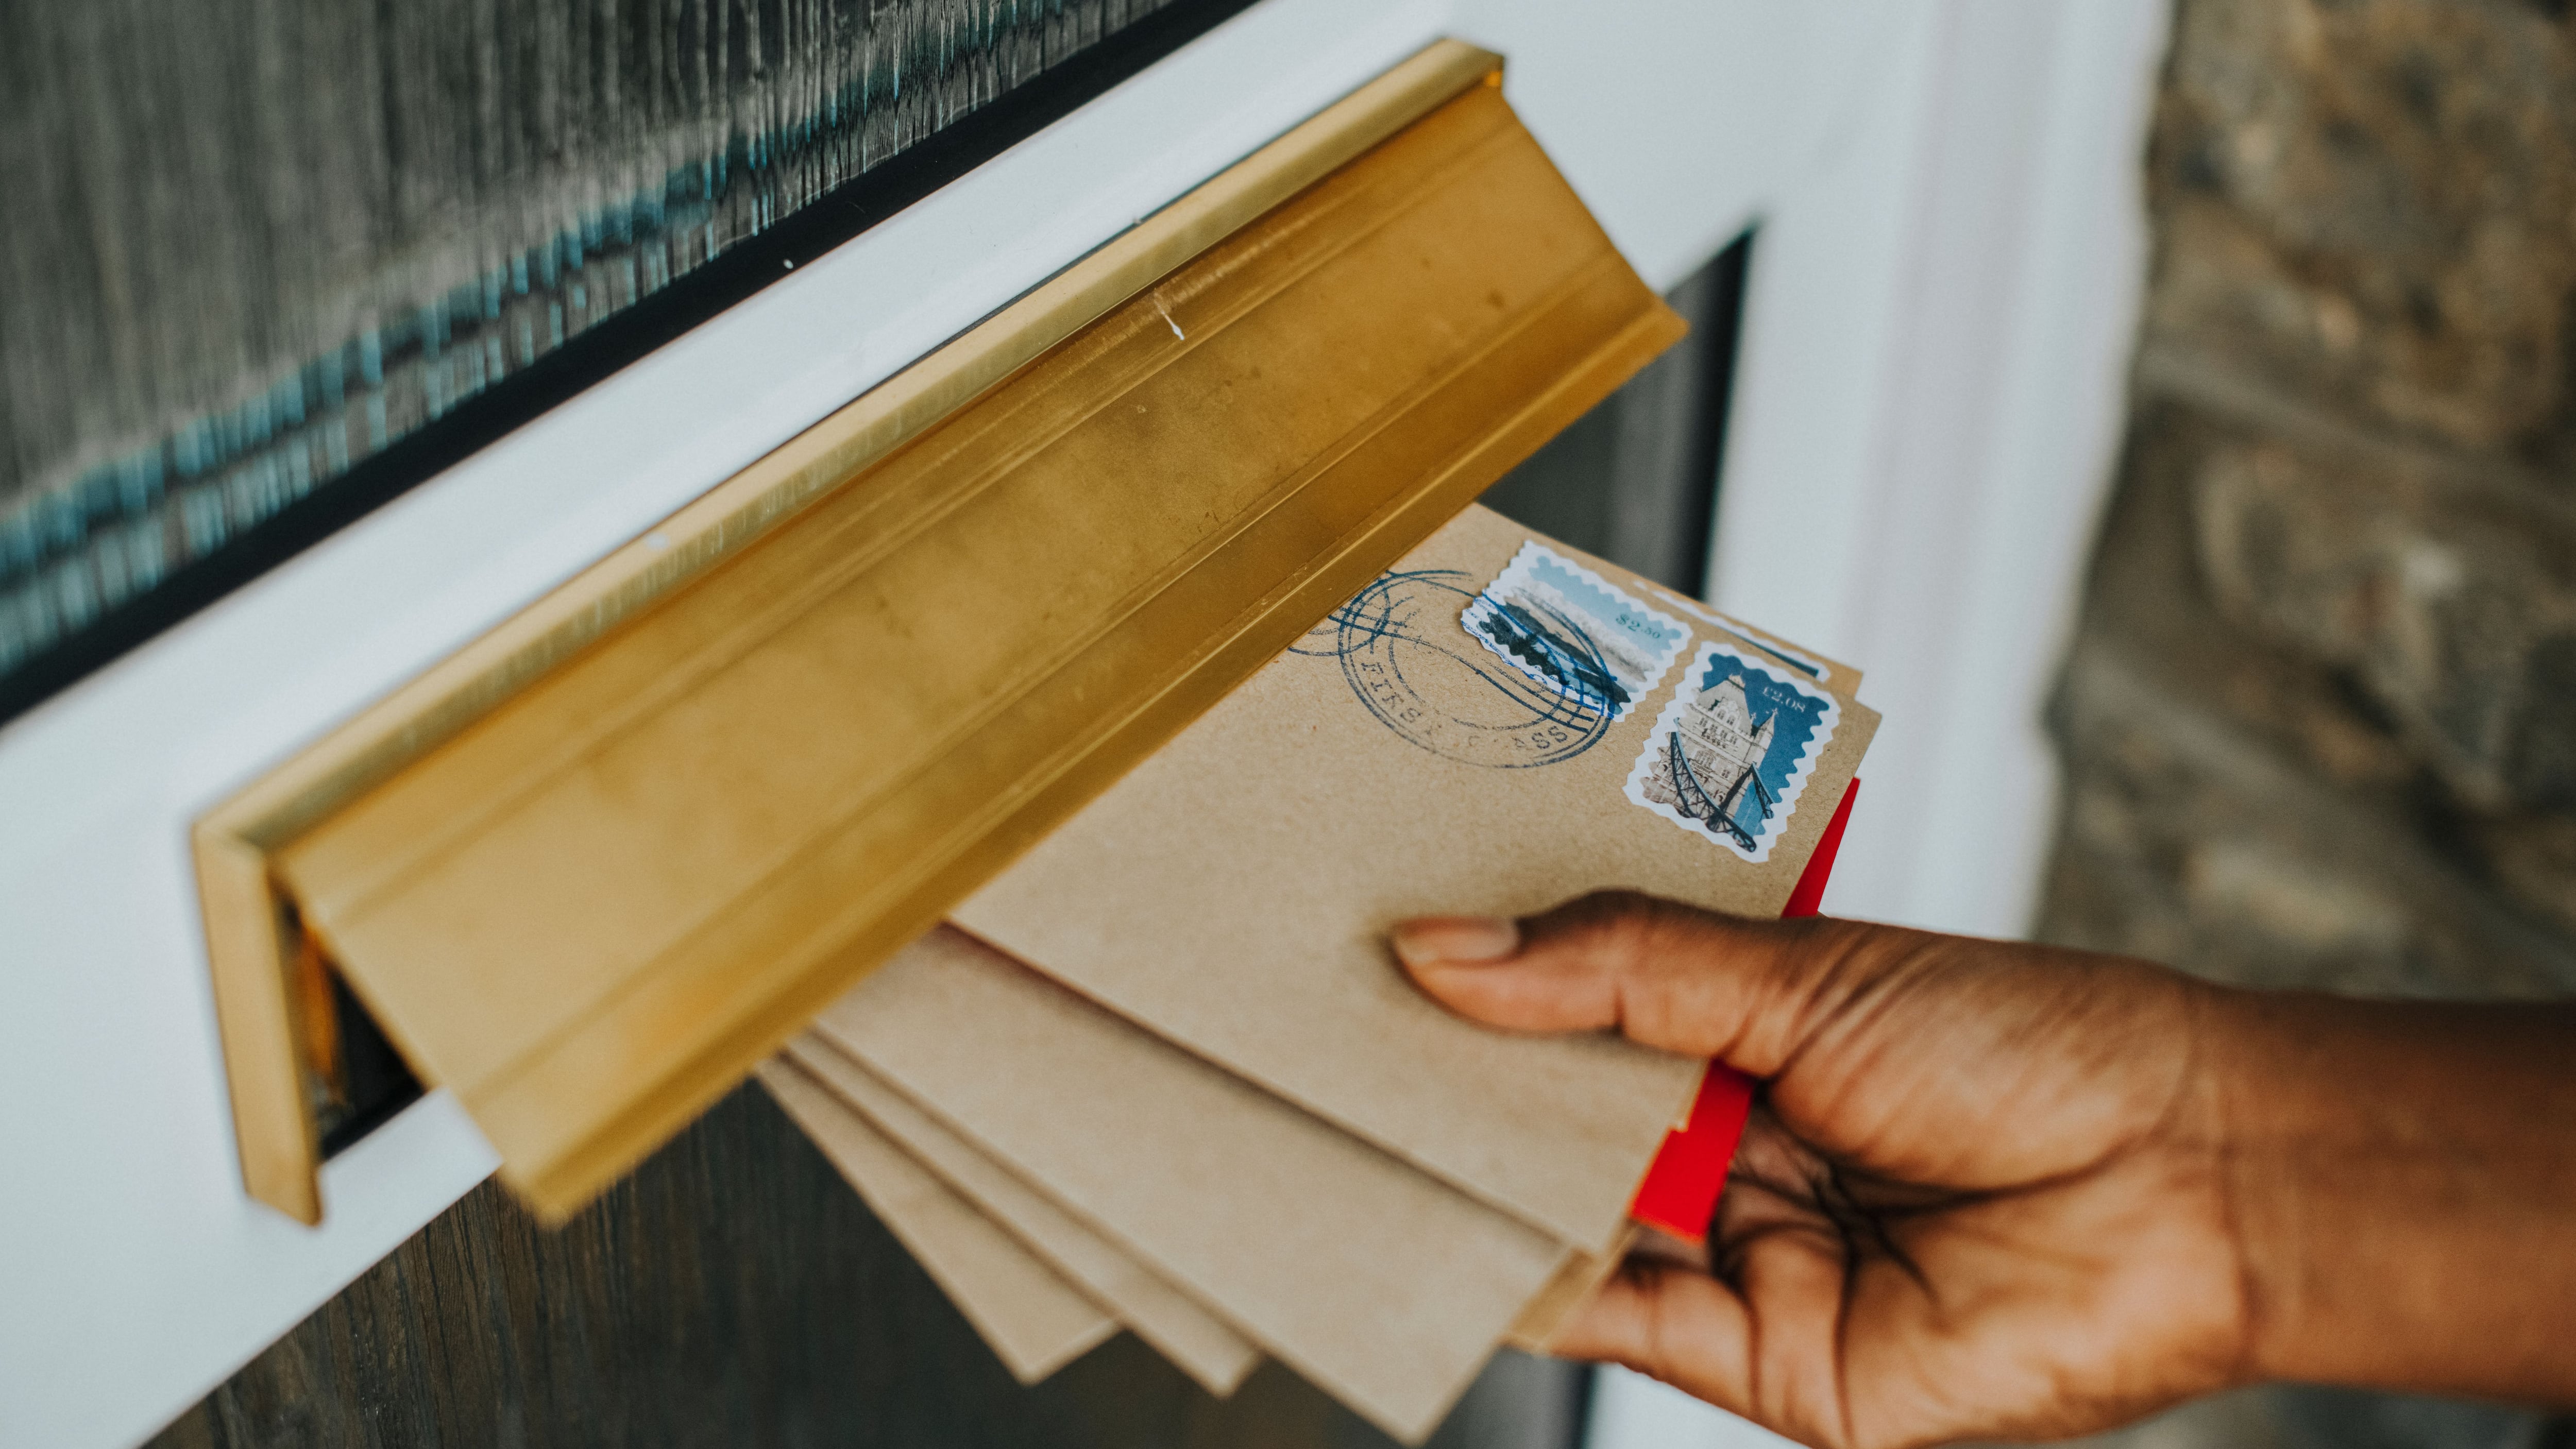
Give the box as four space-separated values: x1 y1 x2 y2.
1569 930 2250 1449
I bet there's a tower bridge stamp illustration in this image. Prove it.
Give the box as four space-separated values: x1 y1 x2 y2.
1458 542 1687 723
1628 640 1841 863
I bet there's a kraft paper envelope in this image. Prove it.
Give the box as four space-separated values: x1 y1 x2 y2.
811 926 1567 1443
755 1058 1116 1382
783 1034 1263 1396
785 951 1613 1372
1501 1225 1634 1353
954 505 1878 1249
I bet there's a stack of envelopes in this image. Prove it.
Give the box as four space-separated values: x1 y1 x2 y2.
758 505 1877 1441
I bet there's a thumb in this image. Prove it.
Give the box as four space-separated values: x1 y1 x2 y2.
1388 890 1888 1072
1548 1259 1756 1415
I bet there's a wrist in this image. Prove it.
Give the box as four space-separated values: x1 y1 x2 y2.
2205 986 2576 1402
2198 983 2316 1387
2206 985 2433 1388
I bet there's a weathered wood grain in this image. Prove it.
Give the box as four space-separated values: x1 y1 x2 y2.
145 1083 1583 1449
0 0 1210 686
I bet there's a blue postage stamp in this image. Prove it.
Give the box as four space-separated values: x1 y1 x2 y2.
1625 639 1841 863
1458 542 1687 723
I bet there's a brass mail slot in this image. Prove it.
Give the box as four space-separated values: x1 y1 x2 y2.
195 39 1686 1226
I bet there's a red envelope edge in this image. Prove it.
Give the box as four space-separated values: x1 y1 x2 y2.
1625 776 1859 1242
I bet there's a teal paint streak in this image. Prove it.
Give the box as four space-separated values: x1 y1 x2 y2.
0 0 1180 677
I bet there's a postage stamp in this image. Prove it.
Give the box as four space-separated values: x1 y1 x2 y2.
1625 639 1841 863
1291 568 1620 769
1458 542 1688 723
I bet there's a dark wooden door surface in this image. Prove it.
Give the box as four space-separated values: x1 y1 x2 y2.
146 1083 1583 1449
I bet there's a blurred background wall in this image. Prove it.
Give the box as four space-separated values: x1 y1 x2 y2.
2038 2 2576 1445
2044 0 2576 1005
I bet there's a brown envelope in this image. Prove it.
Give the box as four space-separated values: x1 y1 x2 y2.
755 1059 1116 1382
1502 1224 1635 1354
811 927 1568 1444
954 505 1878 1249
782 1034 1263 1397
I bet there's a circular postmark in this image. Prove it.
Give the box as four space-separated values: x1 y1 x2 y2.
1289 569 1615 768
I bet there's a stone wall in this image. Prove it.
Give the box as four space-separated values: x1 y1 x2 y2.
2039 2 2576 1443
2044 0 2576 1003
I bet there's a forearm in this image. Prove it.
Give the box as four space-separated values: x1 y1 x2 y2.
2213 988 2576 1403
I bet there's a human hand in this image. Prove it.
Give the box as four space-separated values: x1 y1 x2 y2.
1392 892 2250 1449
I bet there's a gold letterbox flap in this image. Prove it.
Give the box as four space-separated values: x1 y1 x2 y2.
195 39 1686 1225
